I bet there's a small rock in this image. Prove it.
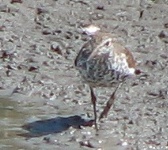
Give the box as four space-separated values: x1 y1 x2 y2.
159 30 168 43
164 23 168 28
36 7 49 15
11 0 22 4
139 10 144 19
50 42 63 55
42 29 52 35
54 30 62 35
96 5 105 10
160 54 168 59
158 30 168 38
28 66 39 72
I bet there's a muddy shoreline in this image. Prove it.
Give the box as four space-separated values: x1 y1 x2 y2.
0 0 168 149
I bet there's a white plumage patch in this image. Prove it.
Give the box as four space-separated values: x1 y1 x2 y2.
109 53 135 77
82 25 100 35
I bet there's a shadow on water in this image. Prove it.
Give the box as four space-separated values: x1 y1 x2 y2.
0 97 94 139
19 115 94 138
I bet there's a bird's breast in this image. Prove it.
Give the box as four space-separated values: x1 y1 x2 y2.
76 51 135 86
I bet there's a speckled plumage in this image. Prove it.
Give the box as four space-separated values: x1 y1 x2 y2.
75 32 136 87
75 28 137 130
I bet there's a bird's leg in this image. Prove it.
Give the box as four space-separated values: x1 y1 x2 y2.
99 82 123 120
90 86 98 130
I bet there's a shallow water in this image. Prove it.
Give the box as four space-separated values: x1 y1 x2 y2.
0 98 22 136
0 98 23 149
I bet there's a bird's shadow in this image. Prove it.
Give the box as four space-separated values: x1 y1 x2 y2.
19 115 94 138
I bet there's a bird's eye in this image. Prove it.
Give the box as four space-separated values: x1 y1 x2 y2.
104 40 111 47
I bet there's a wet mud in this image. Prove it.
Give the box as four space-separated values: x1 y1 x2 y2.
0 0 168 149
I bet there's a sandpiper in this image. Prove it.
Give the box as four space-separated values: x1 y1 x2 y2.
75 25 139 130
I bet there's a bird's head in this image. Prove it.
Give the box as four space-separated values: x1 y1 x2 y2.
87 36 114 61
